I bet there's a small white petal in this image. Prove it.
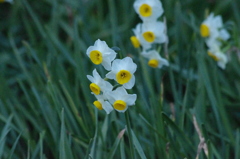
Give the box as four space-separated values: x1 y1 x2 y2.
101 60 112 71
124 94 137 106
102 101 114 114
123 75 135 89
106 71 116 80
86 75 95 83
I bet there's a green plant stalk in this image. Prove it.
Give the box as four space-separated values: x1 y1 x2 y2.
125 111 135 159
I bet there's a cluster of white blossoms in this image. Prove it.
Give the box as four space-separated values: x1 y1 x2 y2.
86 39 137 114
130 0 169 69
200 13 230 69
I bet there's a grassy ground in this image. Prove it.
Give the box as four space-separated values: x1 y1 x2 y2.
0 0 240 158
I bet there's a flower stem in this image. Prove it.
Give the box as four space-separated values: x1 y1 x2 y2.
125 110 135 159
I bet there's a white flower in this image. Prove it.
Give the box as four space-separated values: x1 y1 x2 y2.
87 69 113 95
200 13 223 38
93 94 113 114
106 57 137 89
207 46 228 69
142 50 169 68
141 21 166 45
133 0 164 22
106 87 137 113
130 23 152 50
86 39 117 71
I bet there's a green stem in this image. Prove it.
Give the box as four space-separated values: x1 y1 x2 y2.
125 110 135 159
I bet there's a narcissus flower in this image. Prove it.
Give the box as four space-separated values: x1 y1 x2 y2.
86 39 117 71
106 57 137 89
133 0 164 22
141 21 166 45
207 46 228 69
142 50 169 68
93 94 113 114
130 23 151 50
200 13 222 38
87 69 113 95
106 87 137 113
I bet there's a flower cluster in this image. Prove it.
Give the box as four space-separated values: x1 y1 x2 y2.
130 0 169 69
86 39 137 114
200 13 230 69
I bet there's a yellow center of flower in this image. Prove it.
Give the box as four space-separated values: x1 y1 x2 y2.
90 83 101 95
113 100 127 111
116 70 132 84
0 0 5 2
208 51 219 61
200 24 210 37
139 4 152 17
130 36 140 48
93 101 103 110
148 59 159 68
143 31 155 43
89 50 103 65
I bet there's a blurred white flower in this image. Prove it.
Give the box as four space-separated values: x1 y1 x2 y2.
207 45 228 69
133 0 164 22
87 69 113 95
93 94 113 114
106 87 137 113
131 23 152 50
200 13 222 38
106 57 137 89
86 39 117 71
142 50 169 68
141 21 166 45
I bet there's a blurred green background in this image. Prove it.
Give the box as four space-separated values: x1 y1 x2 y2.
0 0 240 158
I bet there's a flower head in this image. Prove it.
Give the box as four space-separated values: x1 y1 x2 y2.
142 50 169 68
106 57 137 89
141 21 166 45
93 94 113 114
131 23 152 50
87 69 113 95
133 0 164 22
86 39 117 70
106 87 137 113
200 13 223 38
207 46 228 69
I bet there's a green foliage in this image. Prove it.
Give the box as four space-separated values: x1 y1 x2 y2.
0 0 240 158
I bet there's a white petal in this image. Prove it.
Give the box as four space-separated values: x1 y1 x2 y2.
92 69 101 80
86 75 94 83
86 46 94 57
158 58 169 68
115 87 128 97
102 101 114 114
101 60 112 71
111 59 122 72
124 94 137 106
104 91 116 104
219 29 230 41
122 57 137 73
123 75 135 89
102 81 113 92
106 71 116 80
